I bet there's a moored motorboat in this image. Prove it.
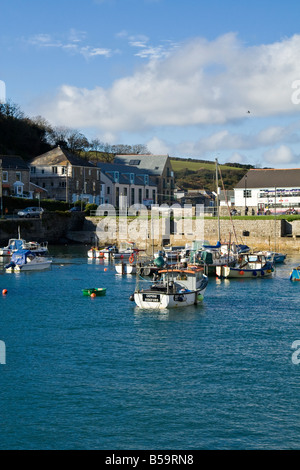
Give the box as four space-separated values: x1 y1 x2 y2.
0 238 48 256
189 247 236 276
216 253 274 279
255 251 286 264
111 242 137 259
5 249 52 272
132 266 208 309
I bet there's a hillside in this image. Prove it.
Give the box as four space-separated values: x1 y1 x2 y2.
170 158 253 191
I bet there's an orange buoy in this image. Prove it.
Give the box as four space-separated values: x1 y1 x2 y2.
104 268 108 272
239 270 244 276
2 289 7 295
91 293 96 298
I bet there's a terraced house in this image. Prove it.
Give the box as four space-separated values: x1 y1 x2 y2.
114 154 175 205
30 146 101 204
0 155 30 198
98 162 157 209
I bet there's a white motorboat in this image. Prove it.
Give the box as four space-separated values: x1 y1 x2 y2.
5 249 52 272
133 266 208 309
0 238 48 256
88 245 118 259
111 242 137 259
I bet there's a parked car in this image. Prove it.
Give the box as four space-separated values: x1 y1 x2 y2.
285 208 298 215
17 207 44 218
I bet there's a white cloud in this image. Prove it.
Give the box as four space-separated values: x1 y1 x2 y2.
26 30 112 60
36 33 300 145
263 145 298 164
147 136 172 155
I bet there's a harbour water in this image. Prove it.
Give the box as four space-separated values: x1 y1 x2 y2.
1 245 300 450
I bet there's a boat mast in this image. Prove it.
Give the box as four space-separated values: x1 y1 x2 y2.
215 158 220 242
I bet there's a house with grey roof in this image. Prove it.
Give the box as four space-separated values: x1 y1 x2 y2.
30 146 102 204
0 155 30 198
234 168 300 214
114 154 175 205
98 162 157 209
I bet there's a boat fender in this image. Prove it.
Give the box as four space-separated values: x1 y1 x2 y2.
261 270 265 276
129 254 135 264
239 270 244 275
253 271 257 277
129 294 134 301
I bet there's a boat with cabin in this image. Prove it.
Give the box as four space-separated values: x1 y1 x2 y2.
0 238 48 256
132 266 208 309
5 249 52 272
216 253 274 279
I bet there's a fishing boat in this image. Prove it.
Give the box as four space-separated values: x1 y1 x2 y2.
5 249 52 272
0 238 48 256
216 253 274 279
162 245 186 261
82 288 106 296
189 246 237 276
132 266 208 309
255 251 286 264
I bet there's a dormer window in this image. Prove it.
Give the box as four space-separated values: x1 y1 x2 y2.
130 173 135 184
114 171 119 183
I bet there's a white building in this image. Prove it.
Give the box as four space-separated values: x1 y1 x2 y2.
98 162 157 210
234 168 300 214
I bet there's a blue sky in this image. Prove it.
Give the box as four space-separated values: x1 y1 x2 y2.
2 0 300 168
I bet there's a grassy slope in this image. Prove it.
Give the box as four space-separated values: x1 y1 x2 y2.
170 158 248 191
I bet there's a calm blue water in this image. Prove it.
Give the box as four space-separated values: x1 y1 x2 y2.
1 245 300 450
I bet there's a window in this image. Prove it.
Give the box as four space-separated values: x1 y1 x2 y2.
129 159 141 165
52 167 58 174
16 172 21 182
139 188 142 204
123 187 128 196
2 171 8 182
144 175 149 185
243 190 252 198
131 188 135 205
31 166 36 174
152 189 156 202
146 189 149 199
130 173 135 184
107 186 110 195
